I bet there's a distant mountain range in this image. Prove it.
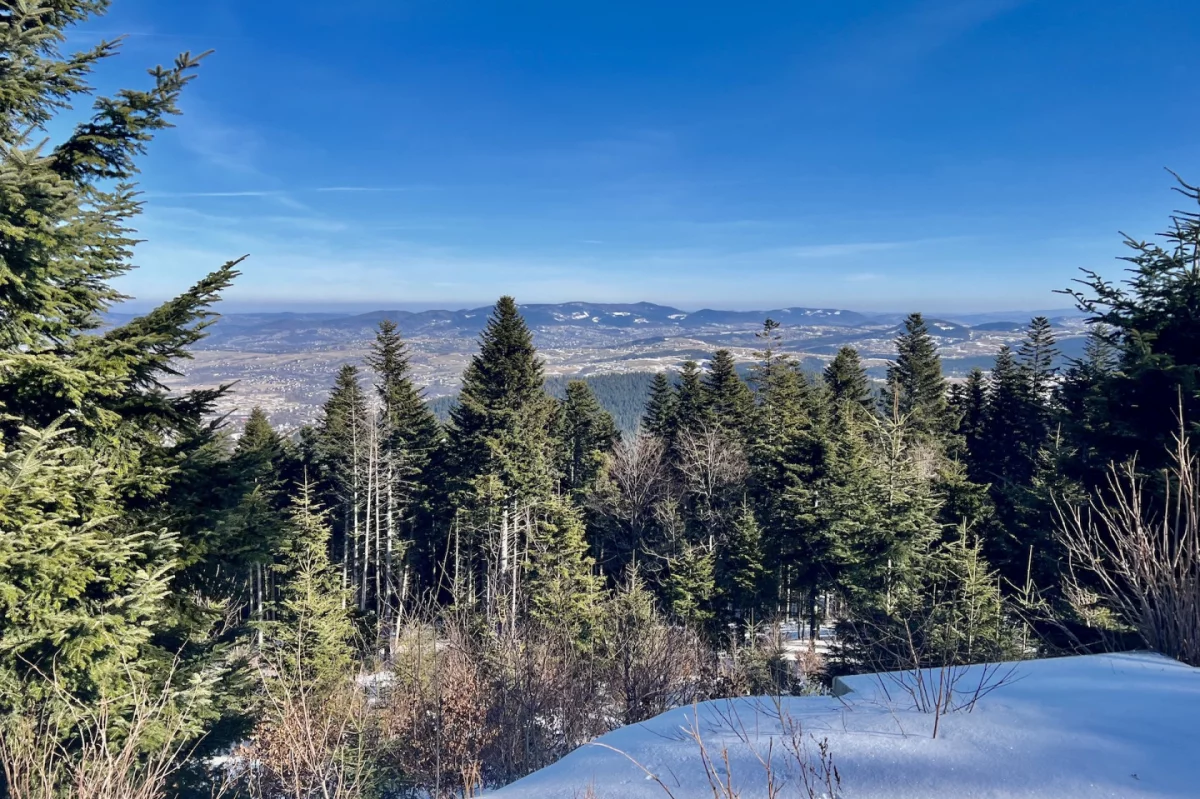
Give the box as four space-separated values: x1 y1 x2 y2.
106 301 1087 352
137 301 1092 431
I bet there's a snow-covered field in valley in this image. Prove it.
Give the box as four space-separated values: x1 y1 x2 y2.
489 652 1200 799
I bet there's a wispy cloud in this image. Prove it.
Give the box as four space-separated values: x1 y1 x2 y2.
845 272 885 283
822 0 1031 88
314 186 433 193
146 191 277 198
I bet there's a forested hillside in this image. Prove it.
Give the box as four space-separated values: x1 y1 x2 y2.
2 4 1199 798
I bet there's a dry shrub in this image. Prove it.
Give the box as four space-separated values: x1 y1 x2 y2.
1057 421 1200 666
0 664 212 799
232 660 376 798
379 618 494 797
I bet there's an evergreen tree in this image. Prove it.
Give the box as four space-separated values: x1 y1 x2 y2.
1018 316 1058 400
366 320 441 608
316 365 372 594
747 335 826 625
0 1 241 770
703 350 753 436
1062 176 1200 471
715 501 768 627
448 297 554 502
955 368 989 473
445 297 557 614
672 360 710 441
882 313 950 441
642 372 677 438
824 346 874 415
664 543 715 629
264 485 356 692
525 498 604 643
554 380 619 495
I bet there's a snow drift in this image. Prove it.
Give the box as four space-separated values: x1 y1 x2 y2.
490 652 1200 798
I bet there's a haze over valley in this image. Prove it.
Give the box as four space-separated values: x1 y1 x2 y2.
148 301 1089 429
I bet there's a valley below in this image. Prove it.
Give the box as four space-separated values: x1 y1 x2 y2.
150 301 1090 430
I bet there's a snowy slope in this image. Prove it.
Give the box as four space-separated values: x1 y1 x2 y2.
490 652 1200 799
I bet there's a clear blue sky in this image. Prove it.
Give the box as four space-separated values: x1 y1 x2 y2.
75 0 1200 312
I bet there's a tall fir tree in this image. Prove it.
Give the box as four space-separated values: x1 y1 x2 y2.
1061 176 1200 472
643 372 677 438
554 380 619 495
955 368 990 474
703 349 753 437
366 320 441 609
445 297 557 616
882 313 950 441
0 0 241 771
672 360 709 441
824 346 874 416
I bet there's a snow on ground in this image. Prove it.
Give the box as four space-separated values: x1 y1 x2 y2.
490 652 1200 798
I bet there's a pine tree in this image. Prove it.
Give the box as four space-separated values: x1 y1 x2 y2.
643 372 677 439
316 365 372 596
0 1 240 766
672 360 710 441
448 297 554 501
231 408 295 633
1018 316 1058 400
664 543 715 629
366 320 440 615
955 368 989 474
525 498 604 643
1061 175 1200 472
824 346 874 415
715 501 768 627
554 380 619 495
266 486 357 691
446 297 556 617
703 350 753 436
882 313 950 441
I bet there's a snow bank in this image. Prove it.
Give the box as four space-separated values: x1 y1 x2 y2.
490 652 1200 798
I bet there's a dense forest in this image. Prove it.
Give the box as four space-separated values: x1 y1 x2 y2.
3 4 1200 798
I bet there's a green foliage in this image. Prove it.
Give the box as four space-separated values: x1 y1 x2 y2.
1062 174 1200 470
665 543 715 629
824 346 874 415
448 297 555 504
525 499 604 643
643 371 677 439
553 380 619 495
703 349 753 436
715 501 768 625
882 313 951 442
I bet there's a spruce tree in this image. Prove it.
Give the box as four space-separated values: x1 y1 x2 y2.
643 372 677 439
264 485 356 692
673 360 709 438
1018 316 1058 400
0 0 239 766
554 380 619 495
316 365 372 592
664 543 715 629
525 498 604 643
445 297 557 613
882 313 950 441
1062 175 1200 471
955 368 989 474
366 320 440 608
448 297 554 501
703 349 753 436
824 346 874 415
715 501 768 628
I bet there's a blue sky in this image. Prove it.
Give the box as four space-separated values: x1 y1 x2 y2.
73 0 1200 312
